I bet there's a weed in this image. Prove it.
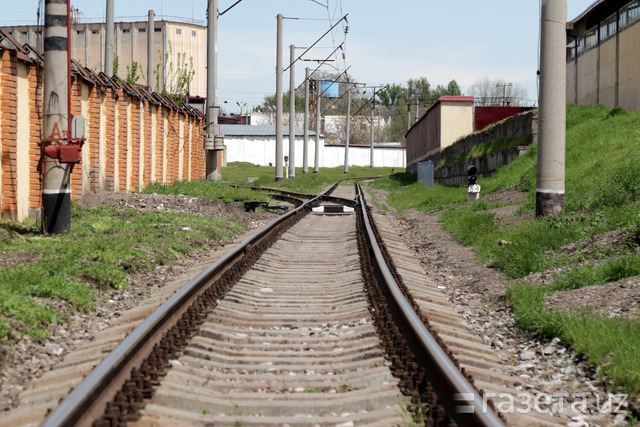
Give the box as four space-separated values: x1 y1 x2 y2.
340 382 353 391
0 187 247 342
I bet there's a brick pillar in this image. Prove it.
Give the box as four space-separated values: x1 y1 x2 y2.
130 97 141 191
104 88 116 191
1 50 18 220
182 116 189 181
69 77 83 200
28 61 43 213
88 85 101 192
143 100 152 187
117 93 129 192
155 106 165 183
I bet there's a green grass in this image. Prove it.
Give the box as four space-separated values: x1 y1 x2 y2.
223 163 395 195
437 135 532 168
143 179 269 203
0 194 245 342
379 104 640 397
509 281 640 394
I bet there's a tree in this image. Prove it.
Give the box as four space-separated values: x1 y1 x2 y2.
155 41 195 104
467 76 529 107
125 61 141 85
377 83 405 107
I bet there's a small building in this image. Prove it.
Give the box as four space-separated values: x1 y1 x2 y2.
405 96 474 175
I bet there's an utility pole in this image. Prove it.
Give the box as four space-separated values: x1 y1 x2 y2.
105 0 114 75
497 82 513 106
147 10 154 88
288 44 296 179
314 78 320 173
303 67 310 174
275 14 284 181
344 88 351 174
205 0 224 181
42 0 71 233
537 0 566 216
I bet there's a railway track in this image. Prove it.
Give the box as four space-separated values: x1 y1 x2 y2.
3 181 570 426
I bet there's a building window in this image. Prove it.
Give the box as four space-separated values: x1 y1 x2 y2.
600 13 617 41
628 1 640 25
35 30 42 35
21 31 27 37
76 30 85 35
192 31 197 37
123 28 130 34
176 29 182 35
139 28 146 33
92 29 99 34
566 39 576 62
154 27 162 32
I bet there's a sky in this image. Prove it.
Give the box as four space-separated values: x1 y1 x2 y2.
2 0 597 112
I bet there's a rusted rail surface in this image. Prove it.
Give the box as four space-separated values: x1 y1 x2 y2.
40 182 504 426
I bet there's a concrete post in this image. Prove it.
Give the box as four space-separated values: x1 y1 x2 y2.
314 80 320 173
43 0 71 233
288 44 296 179
275 14 284 181
537 0 566 216
344 88 351 174
370 100 374 168
105 0 114 75
147 10 155 89
303 67 310 174
205 0 223 181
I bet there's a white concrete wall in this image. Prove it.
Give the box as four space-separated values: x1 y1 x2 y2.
225 136 318 167
225 136 405 168
322 146 405 168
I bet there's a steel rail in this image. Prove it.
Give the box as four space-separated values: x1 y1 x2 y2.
41 187 333 427
355 183 505 427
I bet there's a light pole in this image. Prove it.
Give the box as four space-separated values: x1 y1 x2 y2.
236 101 246 124
497 83 512 106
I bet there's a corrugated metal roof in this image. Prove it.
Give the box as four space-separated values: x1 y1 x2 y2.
438 96 474 102
220 125 317 137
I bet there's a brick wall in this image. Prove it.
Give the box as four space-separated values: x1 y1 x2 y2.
0 46 206 223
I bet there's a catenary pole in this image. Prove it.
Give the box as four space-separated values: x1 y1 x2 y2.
105 0 114 75
344 88 351 174
42 0 71 233
303 67 310 174
370 100 374 167
314 78 320 173
537 0 566 216
205 0 223 180
288 44 296 179
275 14 284 181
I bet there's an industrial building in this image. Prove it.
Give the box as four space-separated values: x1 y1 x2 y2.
567 0 640 110
0 9 207 97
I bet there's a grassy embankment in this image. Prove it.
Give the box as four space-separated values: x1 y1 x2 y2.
371 104 640 397
0 166 392 343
